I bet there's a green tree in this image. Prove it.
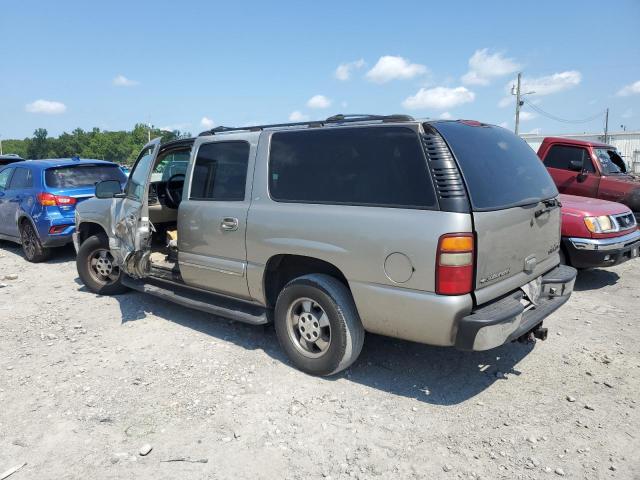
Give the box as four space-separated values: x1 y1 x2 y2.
26 128 51 159
2 123 191 164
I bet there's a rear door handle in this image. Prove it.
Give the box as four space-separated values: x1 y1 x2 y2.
220 217 239 231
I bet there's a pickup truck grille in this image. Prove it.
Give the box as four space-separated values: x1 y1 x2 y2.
613 212 636 230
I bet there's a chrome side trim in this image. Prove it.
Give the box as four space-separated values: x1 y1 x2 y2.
568 229 640 251
179 260 244 277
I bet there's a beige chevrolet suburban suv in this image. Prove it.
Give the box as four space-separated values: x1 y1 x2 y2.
73 114 577 375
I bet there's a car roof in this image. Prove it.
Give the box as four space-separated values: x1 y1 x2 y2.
542 136 613 149
11 158 118 169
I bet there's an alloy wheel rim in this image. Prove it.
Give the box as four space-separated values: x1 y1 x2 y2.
88 248 120 285
21 225 37 258
286 297 331 358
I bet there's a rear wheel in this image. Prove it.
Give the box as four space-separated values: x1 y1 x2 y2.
76 234 129 295
274 274 364 376
20 221 50 263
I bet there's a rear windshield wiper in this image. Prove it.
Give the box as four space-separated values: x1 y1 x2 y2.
535 198 562 218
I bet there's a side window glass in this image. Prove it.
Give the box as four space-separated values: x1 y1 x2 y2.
8 168 33 189
268 127 436 208
190 142 250 201
0 168 14 191
153 150 191 182
544 145 594 172
125 146 155 201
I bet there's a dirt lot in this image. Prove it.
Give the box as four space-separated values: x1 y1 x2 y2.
0 242 638 480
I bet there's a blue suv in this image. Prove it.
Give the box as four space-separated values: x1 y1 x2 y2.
0 159 127 262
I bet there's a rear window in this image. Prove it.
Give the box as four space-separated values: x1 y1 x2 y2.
45 164 126 189
433 122 558 211
269 126 437 209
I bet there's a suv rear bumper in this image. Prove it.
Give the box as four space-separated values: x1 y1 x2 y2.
563 229 640 269
455 265 577 351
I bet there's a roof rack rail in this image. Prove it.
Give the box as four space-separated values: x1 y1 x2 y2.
325 114 414 123
197 113 415 136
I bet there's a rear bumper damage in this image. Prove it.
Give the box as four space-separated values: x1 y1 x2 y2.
455 265 577 351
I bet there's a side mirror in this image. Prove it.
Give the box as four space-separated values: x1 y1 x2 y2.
95 180 123 199
568 159 584 172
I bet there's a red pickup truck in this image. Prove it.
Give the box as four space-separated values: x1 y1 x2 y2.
559 193 639 268
537 137 640 221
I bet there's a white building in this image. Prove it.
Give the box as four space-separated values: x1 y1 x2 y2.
521 130 640 173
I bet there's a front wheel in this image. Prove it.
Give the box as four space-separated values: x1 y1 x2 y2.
274 274 365 376
76 234 129 295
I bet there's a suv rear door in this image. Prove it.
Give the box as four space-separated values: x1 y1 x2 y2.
0 167 16 237
177 133 258 299
3 166 33 237
432 122 561 304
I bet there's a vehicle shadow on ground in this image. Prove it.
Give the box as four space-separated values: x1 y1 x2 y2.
102 288 535 406
574 269 620 291
0 241 76 265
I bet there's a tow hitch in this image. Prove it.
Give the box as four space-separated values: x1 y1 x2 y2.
516 324 548 344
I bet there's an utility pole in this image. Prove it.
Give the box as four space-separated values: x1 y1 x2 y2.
511 72 535 136
604 108 609 144
514 73 522 136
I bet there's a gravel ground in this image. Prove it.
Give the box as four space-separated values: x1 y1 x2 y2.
0 242 638 480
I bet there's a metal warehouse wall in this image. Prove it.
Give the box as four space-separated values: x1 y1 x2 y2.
521 131 640 172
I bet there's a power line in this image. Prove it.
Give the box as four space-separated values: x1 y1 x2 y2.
523 99 606 124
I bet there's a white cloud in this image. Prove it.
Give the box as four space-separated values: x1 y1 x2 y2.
365 55 427 83
439 111 453 120
525 127 542 135
498 121 509 129
621 108 633 119
289 110 309 122
519 111 537 121
159 123 190 132
498 96 512 108
461 49 520 86
508 71 582 96
25 99 67 114
616 80 640 97
335 59 365 81
307 95 332 109
200 116 215 129
402 86 475 110
112 74 139 87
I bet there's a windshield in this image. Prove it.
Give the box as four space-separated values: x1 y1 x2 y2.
45 164 127 189
594 148 626 174
432 121 558 211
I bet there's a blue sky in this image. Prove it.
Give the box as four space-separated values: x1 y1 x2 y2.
1 0 639 139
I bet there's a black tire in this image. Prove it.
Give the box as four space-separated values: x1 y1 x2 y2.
20 221 51 263
76 234 129 295
274 274 365 376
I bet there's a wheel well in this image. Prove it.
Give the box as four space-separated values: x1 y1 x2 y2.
263 254 350 308
78 222 107 245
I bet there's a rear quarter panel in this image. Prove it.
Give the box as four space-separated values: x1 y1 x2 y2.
246 131 473 344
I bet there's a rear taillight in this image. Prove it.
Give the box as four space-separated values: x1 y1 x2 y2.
37 192 77 207
49 225 71 234
436 233 475 295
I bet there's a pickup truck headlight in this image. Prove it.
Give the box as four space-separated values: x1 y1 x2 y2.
584 215 617 233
